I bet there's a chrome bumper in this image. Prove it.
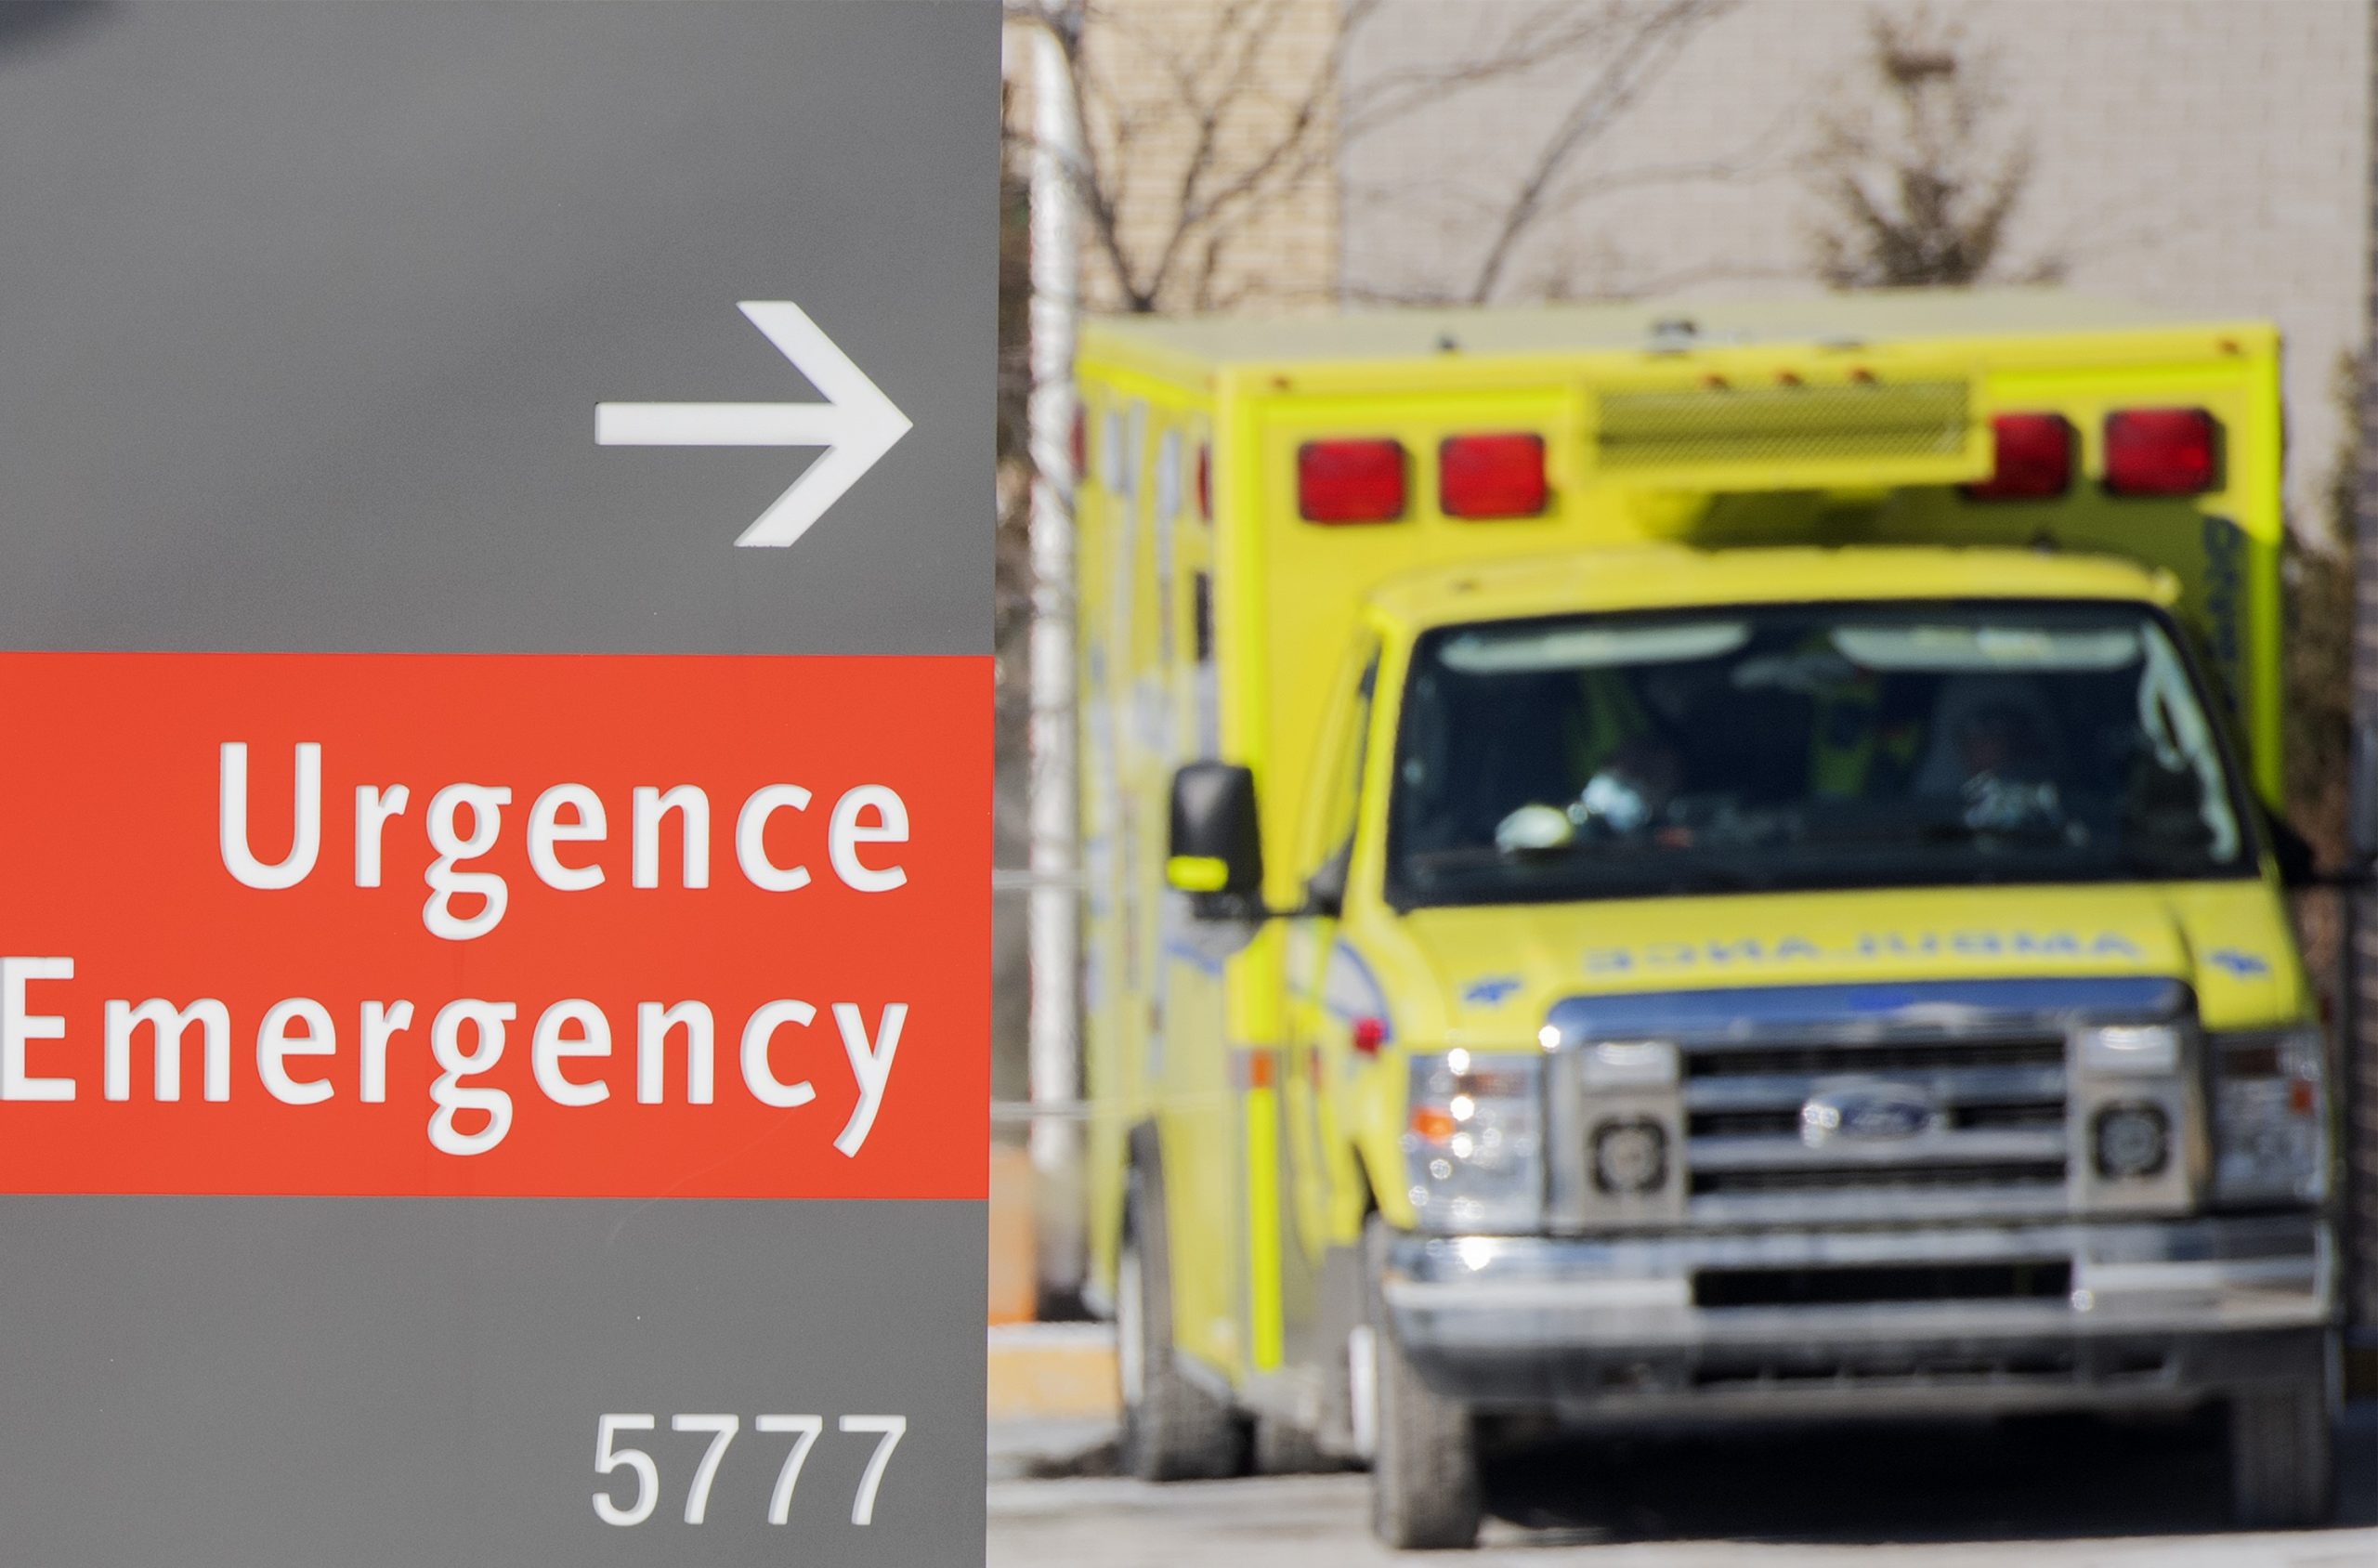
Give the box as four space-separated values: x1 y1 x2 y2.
1383 1214 2333 1418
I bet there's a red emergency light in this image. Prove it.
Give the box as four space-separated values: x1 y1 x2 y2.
1439 433 1548 518
2104 408 2218 496
1299 438 1406 523
1963 412 2072 502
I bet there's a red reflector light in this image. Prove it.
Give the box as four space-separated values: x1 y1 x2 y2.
1352 1016 1387 1055
1195 442 1210 517
1298 438 1405 523
1439 433 1548 518
1963 413 2071 501
2104 408 2217 496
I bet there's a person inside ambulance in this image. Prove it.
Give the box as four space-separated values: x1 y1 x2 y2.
1697 630 1919 809
1804 660 1926 802
1570 732 1685 837
1912 675 2070 835
1490 672 1685 853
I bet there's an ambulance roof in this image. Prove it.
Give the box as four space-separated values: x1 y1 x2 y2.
1082 288 2253 372
1364 544 2178 634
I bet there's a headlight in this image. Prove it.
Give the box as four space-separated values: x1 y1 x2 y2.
2212 1027 2328 1204
2068 1020 2194 1211
2076 1023 2181 1075
1579 1038 1679 1089
1403 1049 1542 1232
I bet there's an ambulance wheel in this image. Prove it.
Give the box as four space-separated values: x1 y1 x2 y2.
2227 1341 2337 1529
1117 1167 1244 1482
1364 1218 1482 1549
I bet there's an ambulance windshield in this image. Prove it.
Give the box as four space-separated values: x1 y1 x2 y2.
1385 601 2256 908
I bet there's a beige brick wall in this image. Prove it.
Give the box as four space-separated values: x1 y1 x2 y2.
1341 0 2370 519
1008 0 1342 314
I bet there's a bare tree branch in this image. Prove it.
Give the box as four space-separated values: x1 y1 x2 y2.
1464 0 1734 304
1008 0 1742 318
1338 3 1663 142
1801 8 2050 288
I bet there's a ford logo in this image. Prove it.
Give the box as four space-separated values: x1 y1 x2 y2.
1801 1080 1939 1146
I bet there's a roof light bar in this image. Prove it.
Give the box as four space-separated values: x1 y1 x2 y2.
1440 433 1548 518
2105 408 2218 496
1963 412 2073 502
1298 438 1406 523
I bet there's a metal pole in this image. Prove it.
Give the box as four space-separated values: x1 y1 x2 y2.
2348 0 2378 1347
1026 15 1085 1304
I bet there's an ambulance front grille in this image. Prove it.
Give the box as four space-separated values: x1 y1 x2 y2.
1679 1030 2072 1224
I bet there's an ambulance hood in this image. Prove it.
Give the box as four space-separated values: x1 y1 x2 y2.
1364 880 2306 1048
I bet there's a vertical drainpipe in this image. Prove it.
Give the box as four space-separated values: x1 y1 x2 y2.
1026 15 1085 1306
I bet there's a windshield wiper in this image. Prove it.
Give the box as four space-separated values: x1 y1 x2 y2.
1915 818 2071 847
2107 843 2225 881
1785 817 2046 851
1643 857 1769 893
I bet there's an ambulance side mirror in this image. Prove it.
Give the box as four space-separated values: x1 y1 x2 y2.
2352 718 2378 869
1167 762 1265 919
2266 810 2319 889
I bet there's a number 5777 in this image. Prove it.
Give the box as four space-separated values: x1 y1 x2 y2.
592 1412 907 1528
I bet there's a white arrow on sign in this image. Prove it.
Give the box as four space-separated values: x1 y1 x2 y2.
596 301 913 548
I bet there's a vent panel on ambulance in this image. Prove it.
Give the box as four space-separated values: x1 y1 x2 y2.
1591 379 1976 489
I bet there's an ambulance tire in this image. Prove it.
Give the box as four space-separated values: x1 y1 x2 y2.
2226 1349 2336 1529
1365 1218 1483 1549
1118 1167 1245 1483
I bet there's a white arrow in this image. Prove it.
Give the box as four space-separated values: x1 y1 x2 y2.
597 301 913 548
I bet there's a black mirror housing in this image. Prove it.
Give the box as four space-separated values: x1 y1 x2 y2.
1167 762 1263 910
2352 718 2378 866
2264 808 2319 889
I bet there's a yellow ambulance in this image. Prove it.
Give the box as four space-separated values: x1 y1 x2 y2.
1071 291 2338 1547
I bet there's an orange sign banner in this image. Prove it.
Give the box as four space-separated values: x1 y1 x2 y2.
0 652 989 1199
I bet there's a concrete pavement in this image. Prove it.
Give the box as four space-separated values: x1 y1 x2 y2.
989 1402 2378 1564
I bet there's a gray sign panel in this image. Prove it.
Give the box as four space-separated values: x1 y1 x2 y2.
0 0 993 655
0 1199 986 1567
0 4 994 1562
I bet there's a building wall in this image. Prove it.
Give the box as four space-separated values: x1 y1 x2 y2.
1061 0 1343 312
1340 0 2370 519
